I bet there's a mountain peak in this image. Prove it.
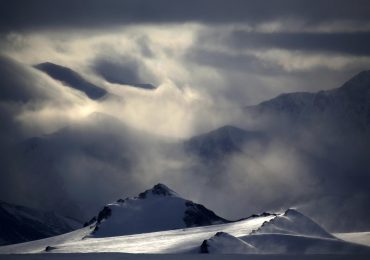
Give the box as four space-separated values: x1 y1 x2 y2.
138 183 178 199
85 183 228 238
339 69 370 93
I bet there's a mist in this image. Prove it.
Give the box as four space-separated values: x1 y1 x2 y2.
1 2 370 234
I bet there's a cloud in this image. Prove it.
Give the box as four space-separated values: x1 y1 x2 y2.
0 2 370 233
0 55 96 139
226 31 370 56
1 0 370 33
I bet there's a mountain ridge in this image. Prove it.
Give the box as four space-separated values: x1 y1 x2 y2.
0 201 81 246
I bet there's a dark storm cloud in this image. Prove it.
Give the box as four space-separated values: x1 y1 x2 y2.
226 31 370 56
0 0 370 32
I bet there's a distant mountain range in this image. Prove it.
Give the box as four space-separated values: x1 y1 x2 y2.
245 70 370 135
0 201 81 246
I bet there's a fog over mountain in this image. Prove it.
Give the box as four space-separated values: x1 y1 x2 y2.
0 0 370 237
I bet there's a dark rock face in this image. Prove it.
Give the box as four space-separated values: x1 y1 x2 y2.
138 183 176 199
97 206 112 224
199 240 209 253
34 62 107 100
45 246 57 252
89 206 112 233
183 201 229 227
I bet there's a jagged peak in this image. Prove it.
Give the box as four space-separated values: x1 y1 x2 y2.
283 208 301 216
137 183 178 199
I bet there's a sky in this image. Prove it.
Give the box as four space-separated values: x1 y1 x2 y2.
0 0 370 232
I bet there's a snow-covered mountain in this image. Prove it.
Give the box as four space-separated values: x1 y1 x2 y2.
245 70 370 135
34 62 107 100
1 192 369 255
200 209 370 254
85 183 229 237
0 201 81 246
200 232 257 254
251 209 334 238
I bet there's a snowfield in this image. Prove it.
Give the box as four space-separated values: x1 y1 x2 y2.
0 215 274 254
2 253 370 260
1 184 370 259
335 232 370 247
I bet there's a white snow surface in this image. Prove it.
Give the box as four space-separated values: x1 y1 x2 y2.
0 215 274 254
93 196 187 237
252 209 334 238
87 183 228 238
201 232 257 254
1 209 370 255
335 232 370 247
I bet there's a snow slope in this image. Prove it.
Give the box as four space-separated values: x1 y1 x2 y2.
1 185 369 255
0 214 274 254
251 209 334 238
241 233 370 254
200 209 370 254
335 232 370 247
3 254 370 260
2 210 369 255
200 232 257 254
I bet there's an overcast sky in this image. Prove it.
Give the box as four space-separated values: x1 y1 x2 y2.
1 0 370 108
1 0 370 232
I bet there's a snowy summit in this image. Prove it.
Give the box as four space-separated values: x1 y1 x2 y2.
84 183 229 237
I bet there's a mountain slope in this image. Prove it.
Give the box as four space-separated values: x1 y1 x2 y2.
0 201 81 246
200 209 370 254
251 209 334 238
34 62 107 100
335 232 370 247
86 183 229 237
0 184 367 255
1 206 368 255
0 211 275 254
245 70 370 134
242 71 370 232
200 232 257 254
184 125 268 161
